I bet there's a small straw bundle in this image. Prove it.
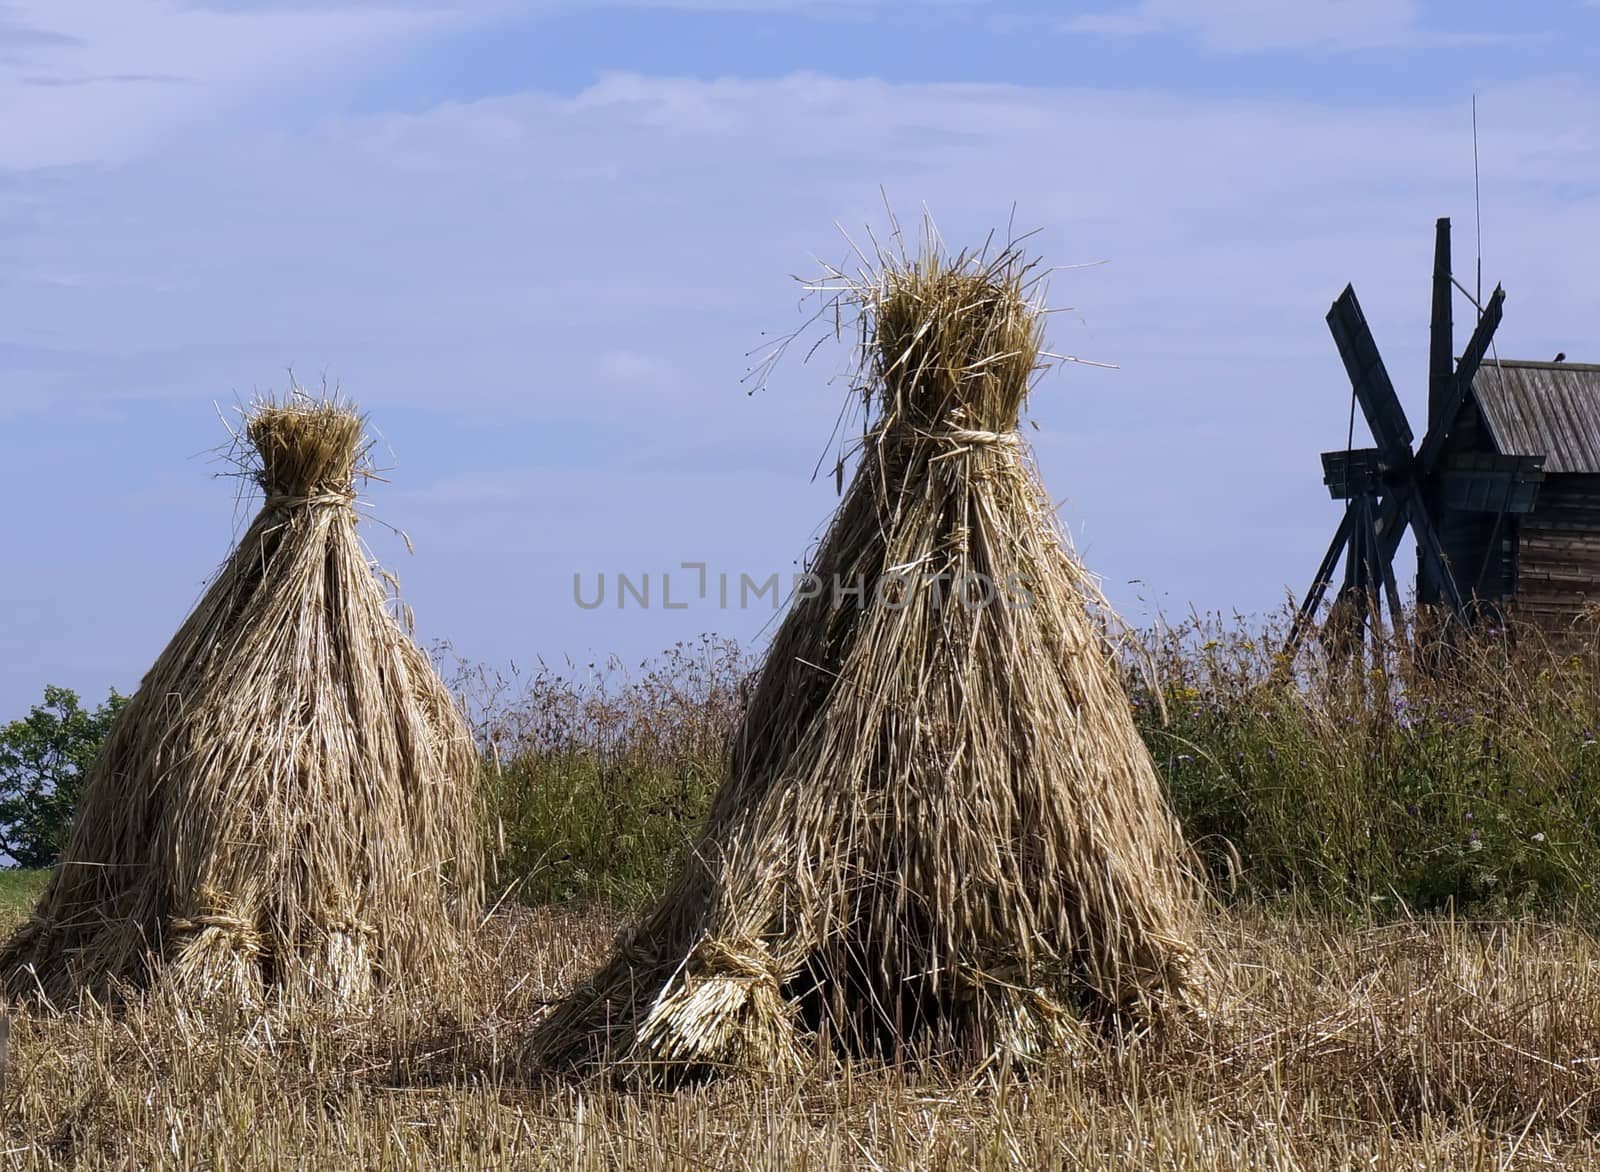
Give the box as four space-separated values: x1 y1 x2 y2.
534 225 1205 1080
0 396 483 1006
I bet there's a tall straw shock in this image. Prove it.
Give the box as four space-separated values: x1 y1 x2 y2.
0 397 483 1006
534 225 1206 1080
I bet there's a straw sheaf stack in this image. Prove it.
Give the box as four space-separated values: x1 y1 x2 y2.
534 230 1206 1079
0 398 483 1006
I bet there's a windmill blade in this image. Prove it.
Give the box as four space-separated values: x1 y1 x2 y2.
1376 536 1407 634
1345 499 1366 600
1416 284 1505 474
1368 495 1406 632
1285 505 1356 660
1400 491 1466 615
1347 500 1370 652
1327 285 1414 466
1453 283 1507 393
1357 464 1466 623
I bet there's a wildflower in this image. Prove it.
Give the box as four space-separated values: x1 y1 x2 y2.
1406 802 1420 817
1463 811 1474 822
1532 832 1546 843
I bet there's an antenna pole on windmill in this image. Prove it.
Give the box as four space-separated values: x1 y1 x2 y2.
1473 94 1483 321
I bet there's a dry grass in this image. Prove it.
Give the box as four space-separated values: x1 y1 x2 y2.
536 226 1202 1077
0 396 483 1006
4 899 1599 1169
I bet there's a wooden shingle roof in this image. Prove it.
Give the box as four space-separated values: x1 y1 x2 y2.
1472 360 1600 474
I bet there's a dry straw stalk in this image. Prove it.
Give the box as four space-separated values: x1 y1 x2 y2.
1 396 483 1006
535 222 1206 1080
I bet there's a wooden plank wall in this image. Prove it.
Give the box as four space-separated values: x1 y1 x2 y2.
1515 474 1600 628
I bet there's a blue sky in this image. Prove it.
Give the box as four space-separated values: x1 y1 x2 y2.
1 0 1597 716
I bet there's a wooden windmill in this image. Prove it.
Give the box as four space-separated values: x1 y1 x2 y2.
1286 219 1548 658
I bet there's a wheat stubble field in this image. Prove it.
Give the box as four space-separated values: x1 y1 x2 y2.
3 894 1599 1170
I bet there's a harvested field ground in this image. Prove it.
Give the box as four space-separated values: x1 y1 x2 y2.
3 898 1599 1170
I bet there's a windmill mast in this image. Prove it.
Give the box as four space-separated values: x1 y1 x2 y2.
1421 217 1455 608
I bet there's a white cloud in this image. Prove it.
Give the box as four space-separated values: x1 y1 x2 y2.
622 0 980 9
0 0 467 168
183 0 971 10
0 0 995 170
1065 0 1421 52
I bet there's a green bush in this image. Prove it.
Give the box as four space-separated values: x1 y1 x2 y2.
0 685 127 868
447 636 747 911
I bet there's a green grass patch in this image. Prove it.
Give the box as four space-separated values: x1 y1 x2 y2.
490 753 717 910
0 869 47 932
